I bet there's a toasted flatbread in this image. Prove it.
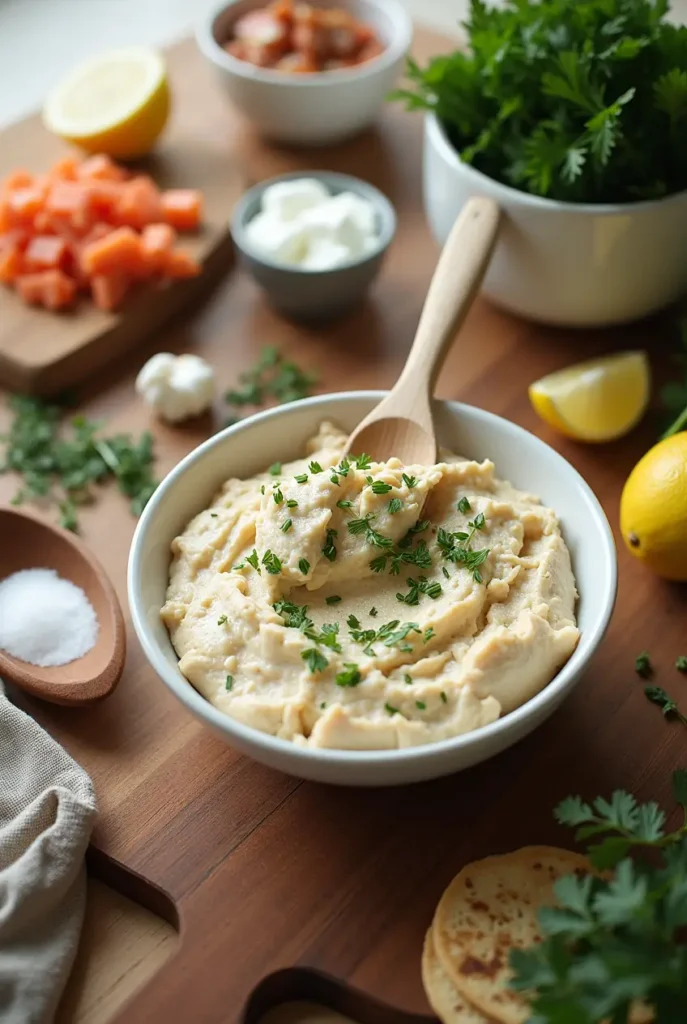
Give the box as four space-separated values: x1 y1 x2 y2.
421 926 494 1023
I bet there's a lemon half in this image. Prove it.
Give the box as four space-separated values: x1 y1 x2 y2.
43 47 170 159
529 351 650 442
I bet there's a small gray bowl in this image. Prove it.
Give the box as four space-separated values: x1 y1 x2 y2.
230 171 397 322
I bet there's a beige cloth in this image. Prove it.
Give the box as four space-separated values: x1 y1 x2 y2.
0 691 97 1023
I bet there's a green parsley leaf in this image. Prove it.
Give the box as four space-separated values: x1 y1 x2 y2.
388 497 403 513
645 685 687 725
210 512 218 518
347 614 361 630
301 648 328 673
246 549 260 572
442 566 450 579
308 461 323 474
326 595 342 605
383 622 421 647
269 462 281 476
337 499 354 510
330 474 339 485
281 518 292 533
262 549 282 575
298 558 310 575
353 453 372 470
260 485 265 495
295 473 308 484
369 607 378 617
217 614 228 625
273 488 284 505
457 496 471 514
286 499 298 508
415 701 426 710
404 673 413 684
225 675 233 690
440 691 447 704
385 703 401 716
336 664 361 687
322 528 338 561
225 346 316 411
402 473 417 488
423 627 436 643
676 656 687 672
635 651 653 677
370 481 393 494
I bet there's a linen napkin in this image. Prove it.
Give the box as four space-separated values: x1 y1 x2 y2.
0 688 97 1023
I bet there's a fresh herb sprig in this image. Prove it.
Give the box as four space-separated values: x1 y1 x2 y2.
225 345 316 417
392 0 687 204
510 770 687 1021
0 395 158 531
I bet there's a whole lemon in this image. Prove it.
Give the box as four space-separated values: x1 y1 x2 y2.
620 432 687 580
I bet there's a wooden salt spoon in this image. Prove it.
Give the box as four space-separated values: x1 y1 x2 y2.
0 506 125 706
346 196 500 464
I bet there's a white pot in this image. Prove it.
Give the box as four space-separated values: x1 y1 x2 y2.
423 113 687 327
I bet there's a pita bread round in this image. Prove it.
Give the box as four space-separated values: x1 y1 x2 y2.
433 846 591 1024
421 926 493 1023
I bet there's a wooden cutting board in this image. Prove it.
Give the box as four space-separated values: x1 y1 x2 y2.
0 41 241 396
1 25 686 1024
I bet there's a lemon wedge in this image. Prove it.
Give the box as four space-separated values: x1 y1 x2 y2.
528 351 650 442
43 47 170 159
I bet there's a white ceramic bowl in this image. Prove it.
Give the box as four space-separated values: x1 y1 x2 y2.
128 393 616 786
424 113 687 327
196 0 412 145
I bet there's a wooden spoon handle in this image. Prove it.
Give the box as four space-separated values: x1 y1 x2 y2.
397 196 500 395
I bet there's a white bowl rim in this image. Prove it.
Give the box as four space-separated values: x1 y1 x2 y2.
196 0 413 87
128 391 617 768
230 170 397 275
427 111 687 216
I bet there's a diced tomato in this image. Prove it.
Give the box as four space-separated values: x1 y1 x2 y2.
78 154 127 182
160 190 202 231
16 269 76 310
141 222 176 271
275 51 319 72
91 272 130 311
80 226 144 277
116 176 161 230
24 234 68 271
0 247 23 283
163 248 201 278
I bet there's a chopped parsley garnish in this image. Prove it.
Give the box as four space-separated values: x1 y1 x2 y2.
336 664 361 687
440 691 448 704
320 702 326 709
402 473 417 488
273 598 311 630
217 614 228 625
436 517 490 582
298 558 310 575
365 475 373 484
326 595 342 605
385 703 401 716
210 512 218 518
457 496 471 514
260 484 265 495
262 549 282 575
336 458 350 476
423 627 436 643
635 651 653 678
347 613 361 630
404 673 413 685
370 481 392 494
269 462 281 476
442 566 450 579
347 513 393 550
319 623 342 652
396 576 443 606
388 497 403 513
677 657 687 672
225 675 233 690
337 499 354 510
233 560 245 570
644 686 687 726
415 701 426 710
308 460 323 474
353 453 372 470
369 607 378 617
224 345 316 410
330 474 340 485
273 488 284 505
286 499 298 508
302 648 329 673
246 549 260 572
322 528 338 561
295 473 308 484
383 622 421 647
281 518 292 533
397 519 430 550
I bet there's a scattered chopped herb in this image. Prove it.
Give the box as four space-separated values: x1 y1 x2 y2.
298 558 310 575
369 607 378 618
322 527 338 561
302 648 329 673
210 512 218 518
397 519 430 550
336 457 351 476
402 473 417 488
442 566 450 579
370 480 393 494
286 499 298 508
437 523 490 582
224 346 316 411
457 496 471 514
677 656 687 673
260 484 265 495
383 622 421 647
320 701 327 709
233 560 245 570
336 664 361 687
353 453 372 470
326 595 342 605
262 549 282 575
645 685 687 726
423 627 436 643
309 460 323 474
385 703 401 716
273 598 311 631
369 554 388 573
404 673 413 685
281 518 292 533
0 395 158 531
635 651 653 678
348 513 393 550
388 497 403 513
366 475 374 484
295 473 308 484
396 576 443 606
470 511 486 530
336 499 354 510
273 488 284 505
347 614 362 630
319 623 342 652
246 549 260 572
225 675 233 691
269 462 281 476
330 474 340 485
415 701 426 710
217 614 228 626
440 691 447 704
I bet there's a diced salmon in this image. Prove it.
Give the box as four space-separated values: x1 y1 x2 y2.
7 187 45 225
163 248 201 278
24 234 68 271
160 190 202 231
91 272 130 311
16 269 76 310
78 154 127 182
80 226 144 277
2 170 34 192
46 181 94 233
87 180 122 220
141 222 176 271
48 156 80 181
116 176 161 230
0 247 23 283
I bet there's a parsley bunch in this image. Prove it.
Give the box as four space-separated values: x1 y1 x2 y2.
510 770 687 1021
392 0 687 203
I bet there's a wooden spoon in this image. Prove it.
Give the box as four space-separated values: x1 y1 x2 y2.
0 506 125 705
346 196 500 464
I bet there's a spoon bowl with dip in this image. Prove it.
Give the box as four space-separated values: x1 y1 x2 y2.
0 506 126 705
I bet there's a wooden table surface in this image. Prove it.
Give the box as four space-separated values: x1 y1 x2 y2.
3 24 687 1024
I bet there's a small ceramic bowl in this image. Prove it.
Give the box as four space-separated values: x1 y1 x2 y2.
196 0 412 145
128 392 617 787
230 171 396 321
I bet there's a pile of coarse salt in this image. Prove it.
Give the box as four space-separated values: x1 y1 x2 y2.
0 568 98 668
